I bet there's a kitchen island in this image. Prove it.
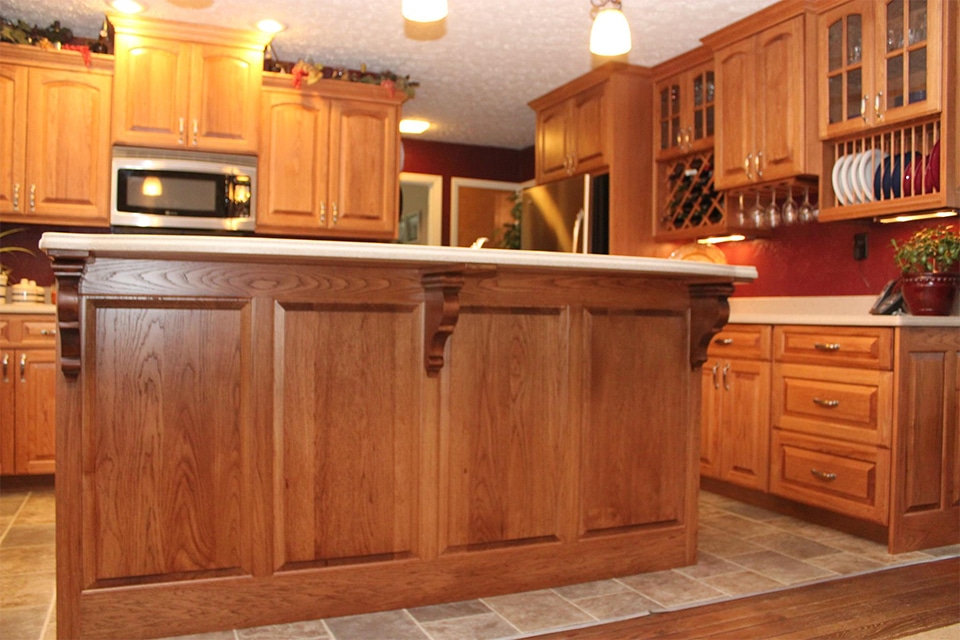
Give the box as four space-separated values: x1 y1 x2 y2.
40 233 756 640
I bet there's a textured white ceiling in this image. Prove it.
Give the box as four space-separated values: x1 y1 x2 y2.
1 0 780 149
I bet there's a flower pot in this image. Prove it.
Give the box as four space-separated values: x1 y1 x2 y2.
901 272 960 315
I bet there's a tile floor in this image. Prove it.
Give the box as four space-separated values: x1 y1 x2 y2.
2 483 957 640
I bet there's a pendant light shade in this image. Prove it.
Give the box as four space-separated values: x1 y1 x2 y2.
402 0 448 23
589 2 631 56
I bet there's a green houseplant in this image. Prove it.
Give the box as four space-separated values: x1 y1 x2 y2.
891 224 960 315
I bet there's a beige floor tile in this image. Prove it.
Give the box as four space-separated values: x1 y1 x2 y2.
0 605 48 640
324 610 428 640
675 551 742 579
0 544 56 575
0 571 55 609
161 632 236 640
2 523 56 548
730 550 837 585
15 494 56 525
697 526 766 558
699 512 780 538
0 492 28 516
702 569 784 596
719 501 784 522
567 590 657 620
483 589 593 633
748 531 843 560
619 570 726 609
766 516 850 539
419 613 519 640
236 618 330 639
553 579 629 601
805 551 886 575
407 599 492 623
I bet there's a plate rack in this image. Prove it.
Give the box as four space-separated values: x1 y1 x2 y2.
818 116 946 222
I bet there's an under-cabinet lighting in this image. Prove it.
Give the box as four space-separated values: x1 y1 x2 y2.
256 19 286 33
697 234 747 244
399 118 431 134
108 0 145 14
875 210 958 224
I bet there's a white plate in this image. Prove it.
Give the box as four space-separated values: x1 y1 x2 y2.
832 154 849 206
847 151 867 204
856 150 888 203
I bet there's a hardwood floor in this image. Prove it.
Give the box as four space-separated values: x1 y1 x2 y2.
537 557 960 639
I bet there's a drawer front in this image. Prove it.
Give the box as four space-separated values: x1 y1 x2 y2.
0 317 12 345
773 363 893 446
771 430 889 525
774 326 893 370
21 320 57 346
707 324 771 360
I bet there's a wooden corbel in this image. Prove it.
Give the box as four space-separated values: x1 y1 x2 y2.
688 282 735 370
421 270 465 376
49 251 90 378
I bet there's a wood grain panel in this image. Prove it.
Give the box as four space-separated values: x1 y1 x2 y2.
14 348 56 474
581 309 688 534
276 303 420 567
720 358 771 491
443 307 568 551
86 300 250 584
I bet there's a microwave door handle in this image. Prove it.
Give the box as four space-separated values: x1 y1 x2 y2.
571 208 585 254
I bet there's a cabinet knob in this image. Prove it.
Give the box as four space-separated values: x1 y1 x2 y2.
810 468 837 482
12 183 19 211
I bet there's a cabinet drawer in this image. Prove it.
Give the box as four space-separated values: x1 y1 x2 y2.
774 326 893 369
773 363 893 446
707 324 771 360
771 430 889 525
21 320 57 345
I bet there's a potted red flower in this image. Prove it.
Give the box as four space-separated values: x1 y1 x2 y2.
891 224 960 315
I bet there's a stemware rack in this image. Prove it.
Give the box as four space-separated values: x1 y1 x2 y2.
818 115 947 222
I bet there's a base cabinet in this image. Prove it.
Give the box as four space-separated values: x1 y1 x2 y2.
0 313 56 475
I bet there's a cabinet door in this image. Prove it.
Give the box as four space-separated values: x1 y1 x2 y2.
714 40 756 189
571 84 606 174
327 98 399 238
257 91 330 234
189 43 263 153
536 99 572 182
688 62 716 153
0 64 26 216
13 348 56 475
112 34 191 148
656 78 682 158
876 0 941 125
700 359 722 478
0 350 15 474
819 0 877 138
24 67 111 224
719 359 771 491
755 16 807 182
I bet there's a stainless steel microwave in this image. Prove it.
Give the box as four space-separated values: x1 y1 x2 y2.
110 146 257 232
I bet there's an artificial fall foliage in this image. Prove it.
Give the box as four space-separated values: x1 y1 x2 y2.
291 60 418 99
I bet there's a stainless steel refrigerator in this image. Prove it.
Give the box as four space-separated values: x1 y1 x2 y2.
520 173 608 254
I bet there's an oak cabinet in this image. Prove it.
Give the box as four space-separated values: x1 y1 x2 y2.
818 0 943 139
533 82 606 183
705 5 820 191
110 16 269 154
701 325 772 491
655 47 715 160
0 313 56 476
0 45 112 226
256 78 403 239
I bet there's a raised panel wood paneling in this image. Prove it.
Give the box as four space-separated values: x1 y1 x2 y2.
581 310 688 534
112 37 190 143
443 307 568 551
0 64 26 215
192 44 261 150
14 348 56 474
720 359 771 491
277 303 420 567
0 349 15 474
86 301 249 584
572 84 606 172
714 42 755 189
756 16 805 180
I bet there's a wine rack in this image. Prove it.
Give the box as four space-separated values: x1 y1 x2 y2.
655 151 726 240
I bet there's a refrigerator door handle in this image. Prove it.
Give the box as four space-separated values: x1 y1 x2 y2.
572 208 585 253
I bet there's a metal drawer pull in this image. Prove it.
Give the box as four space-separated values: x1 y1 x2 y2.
811 469 837 481
40 329 55 336
2 354 7 382
711 363 719 390
812 397 840 408
20 353 26 382
813 342 841 351
722 363 731 391
714 338 734 345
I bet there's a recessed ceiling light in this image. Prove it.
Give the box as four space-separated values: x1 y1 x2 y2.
399 118 431 134
256 19 285 33
108 0 146 14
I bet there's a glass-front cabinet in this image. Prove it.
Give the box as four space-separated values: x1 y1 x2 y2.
655 47 715 160
819 0 941 139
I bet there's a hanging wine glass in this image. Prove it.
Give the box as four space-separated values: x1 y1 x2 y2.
766 186 781 229
798 186 814 223
781 186 799 225
735 192 747 227
748 191 765 228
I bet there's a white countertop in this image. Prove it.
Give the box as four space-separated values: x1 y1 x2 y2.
729 296 960 327
39 233 758 282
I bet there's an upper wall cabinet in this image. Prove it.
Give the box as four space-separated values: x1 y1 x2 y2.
818 0 942 140
654 47 715 161
110 16 270 154
703 1 820 192
0 45 112 227
256 76 404 240
531 82 606 183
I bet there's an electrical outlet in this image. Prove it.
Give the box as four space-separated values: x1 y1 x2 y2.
854 233 868 261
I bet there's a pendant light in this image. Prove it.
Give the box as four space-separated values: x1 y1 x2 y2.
589 0 631 56
402 0 448 23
